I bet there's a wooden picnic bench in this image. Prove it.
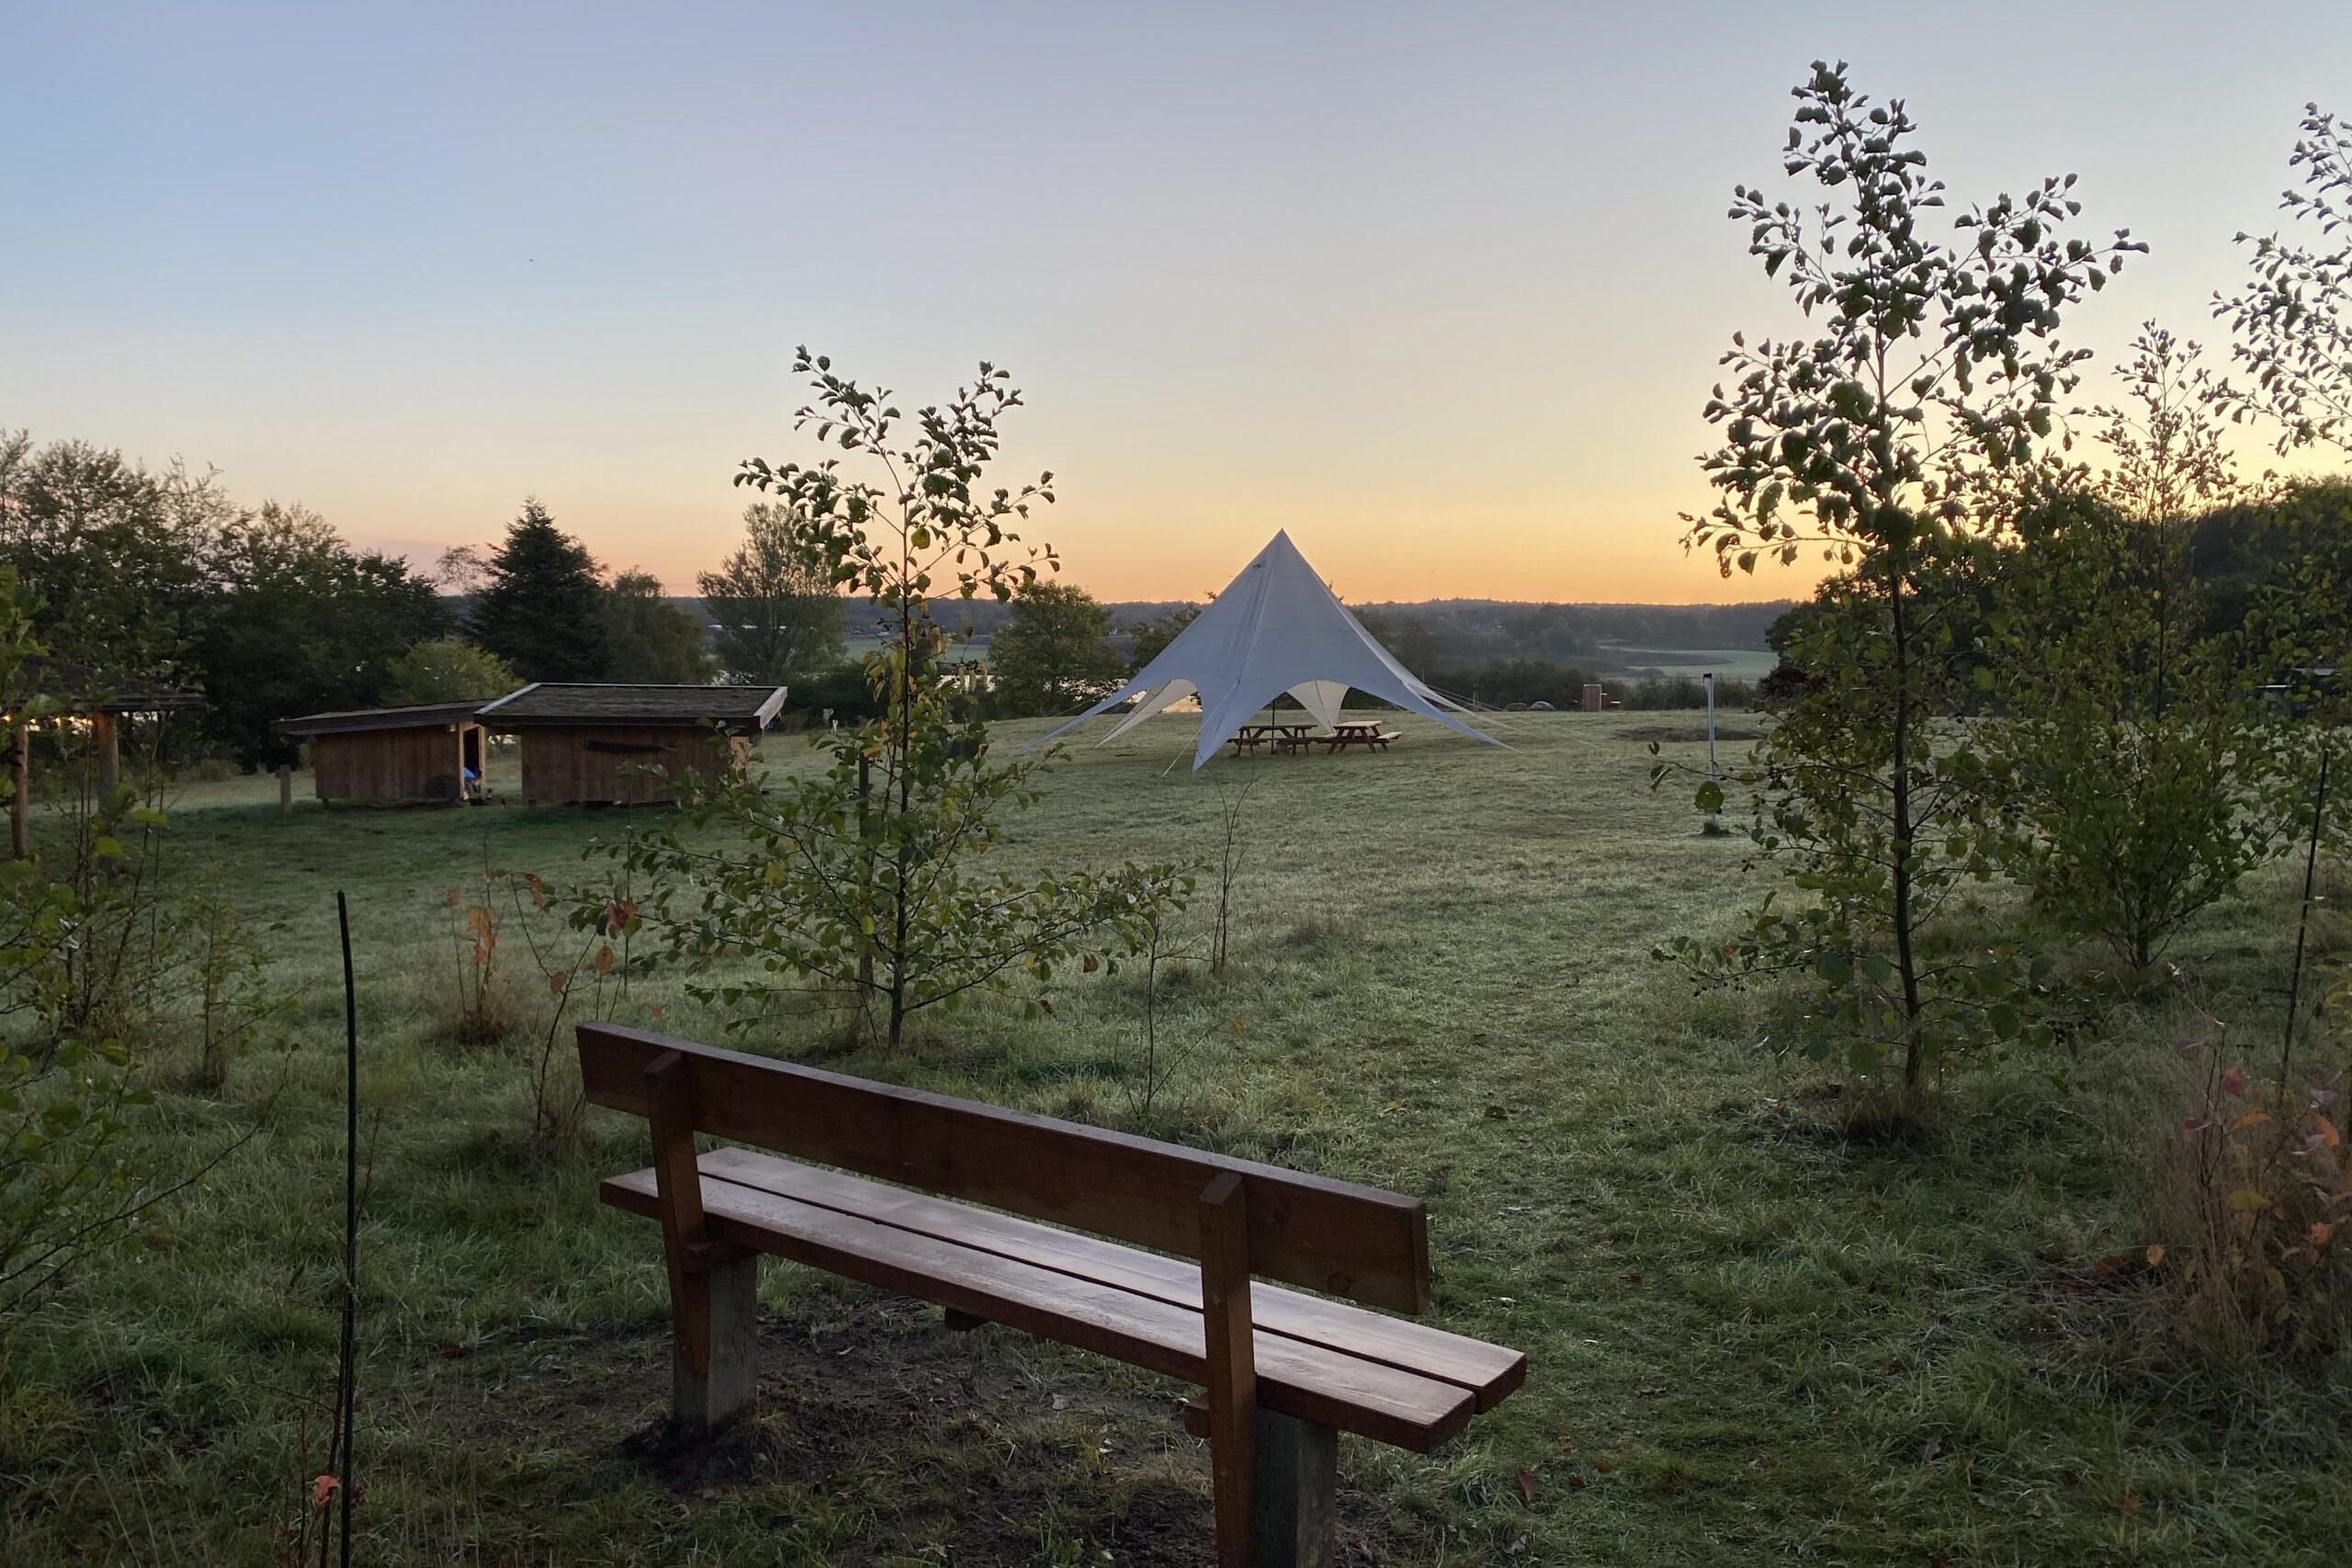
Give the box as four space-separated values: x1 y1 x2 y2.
1321 721 1397 753
1231 722 1315 758
580 1022 1525 1567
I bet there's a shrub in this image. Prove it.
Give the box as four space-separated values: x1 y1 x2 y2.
2143 1039 2349 1356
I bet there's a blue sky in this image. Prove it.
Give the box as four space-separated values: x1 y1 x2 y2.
5 3 2346 601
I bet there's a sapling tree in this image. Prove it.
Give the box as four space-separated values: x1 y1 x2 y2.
2215 103 2352 456
1664 62 2143 1089
600 351 1193 1045
2216 104 2352 861
1986 327 2282 972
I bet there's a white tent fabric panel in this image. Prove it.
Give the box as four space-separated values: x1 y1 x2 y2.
1100 678 1196 743
1286 680 1349 731
1035 531 1504 769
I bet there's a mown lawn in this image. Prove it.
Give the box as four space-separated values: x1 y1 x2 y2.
3 713 2346 1565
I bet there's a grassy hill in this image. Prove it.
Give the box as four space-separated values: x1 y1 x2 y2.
3 715 2339 1564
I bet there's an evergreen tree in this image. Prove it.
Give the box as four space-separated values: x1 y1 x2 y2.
471 499 607 682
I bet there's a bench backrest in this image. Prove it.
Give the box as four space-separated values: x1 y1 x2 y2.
578 1022 1430 1314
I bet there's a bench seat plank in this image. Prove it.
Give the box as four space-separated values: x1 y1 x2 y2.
695 1146 1525 1413
601 1167 1476 1452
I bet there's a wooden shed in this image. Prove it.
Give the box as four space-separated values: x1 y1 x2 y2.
277 702 487 806
474 683 786 807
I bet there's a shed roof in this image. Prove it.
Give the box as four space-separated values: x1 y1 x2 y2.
475 683 787 729
277 701 485 738
19 657 204 716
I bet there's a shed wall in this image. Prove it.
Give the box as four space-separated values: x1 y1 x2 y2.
311 725 473 803
514 726 748 806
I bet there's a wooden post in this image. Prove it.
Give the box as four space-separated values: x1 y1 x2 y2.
1181 1400 1338 1568
278 762 293 817
93 712 119 800
9 722 27 860
1199 1172 1257 1568
645 1050 757 1428
1250 1410 1336 1566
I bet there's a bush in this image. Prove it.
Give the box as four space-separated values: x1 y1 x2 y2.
789 660 887 726
1616 676 1758 710
2142 1038 2350 1356
386 636 521 705
1419 658 1595 708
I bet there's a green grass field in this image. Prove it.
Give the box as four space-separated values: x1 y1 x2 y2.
3 714 2346 1564
1589 647 1781 681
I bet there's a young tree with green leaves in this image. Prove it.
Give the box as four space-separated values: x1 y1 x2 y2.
987 580 1126 716
697 500 846 687
1986 328 2281 972
1667 62 2142 1090
598 569 716 685
470 499 608 682
2215 103 2351 457
598 351 1189 1046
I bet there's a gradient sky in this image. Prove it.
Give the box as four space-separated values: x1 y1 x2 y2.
5 3 2346 604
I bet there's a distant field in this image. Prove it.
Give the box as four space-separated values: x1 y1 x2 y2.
6 715 2337 1564
846 634 989 662
1589 645 1780 680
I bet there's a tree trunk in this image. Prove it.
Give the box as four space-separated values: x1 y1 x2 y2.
1888 552 1924 1092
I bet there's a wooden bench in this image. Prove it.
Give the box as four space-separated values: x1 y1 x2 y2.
580 1023 1525 1568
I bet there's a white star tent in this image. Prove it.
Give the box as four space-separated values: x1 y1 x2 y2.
1035 530 1505 769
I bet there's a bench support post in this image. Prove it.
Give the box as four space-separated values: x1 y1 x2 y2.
674 1251 758 1428
1250 1409 1337 1567
646 1050 758 1430
1199 1173 1257 1568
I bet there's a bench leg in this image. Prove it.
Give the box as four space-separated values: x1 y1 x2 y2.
673 1252 759 1429
1250 1409 1337 1568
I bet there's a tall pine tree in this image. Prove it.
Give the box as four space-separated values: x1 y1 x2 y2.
471 498 608 682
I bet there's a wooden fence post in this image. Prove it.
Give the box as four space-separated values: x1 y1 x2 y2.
278 762 293 817
10 722 28 860
94 712 119 799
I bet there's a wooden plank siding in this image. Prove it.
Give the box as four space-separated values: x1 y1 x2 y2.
515 726 748 807
311 722 479 804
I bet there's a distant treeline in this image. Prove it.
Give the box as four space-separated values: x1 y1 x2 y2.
677 594 1793 664
1415 657 1755 711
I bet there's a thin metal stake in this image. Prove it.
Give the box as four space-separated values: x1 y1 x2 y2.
336 891 358 1568
2278 749 2331 1109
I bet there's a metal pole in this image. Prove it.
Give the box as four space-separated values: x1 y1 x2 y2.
1704 672 1717 778
336 891 358 1568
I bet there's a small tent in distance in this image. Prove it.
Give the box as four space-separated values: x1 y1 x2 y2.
1038 530 1502 769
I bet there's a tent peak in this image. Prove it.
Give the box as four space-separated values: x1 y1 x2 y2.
1028 530 1506 769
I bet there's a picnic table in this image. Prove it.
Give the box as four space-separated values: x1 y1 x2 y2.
1320 720 1397 753
1226 720 1400 757
1230 722 1316 757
